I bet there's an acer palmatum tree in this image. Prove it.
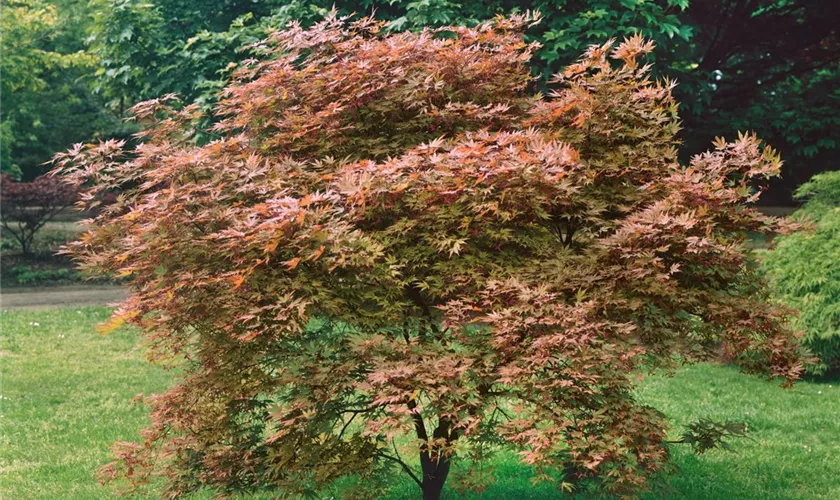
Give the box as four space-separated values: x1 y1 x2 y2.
0 174 77 256
54 14 805 499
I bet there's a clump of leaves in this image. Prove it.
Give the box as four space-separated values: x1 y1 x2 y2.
673 418 750 455
54 13 804 500
763 170 840 374
0 174 77 256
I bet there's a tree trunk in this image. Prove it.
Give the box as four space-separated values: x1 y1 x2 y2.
418 415 456 500
20 232 32 257
420 451 451 500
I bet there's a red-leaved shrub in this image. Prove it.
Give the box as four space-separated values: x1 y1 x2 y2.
1 174 77 256
54 14 804 499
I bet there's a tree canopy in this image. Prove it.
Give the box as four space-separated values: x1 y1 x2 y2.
5 0 836 202
0 0 123 179
55 15 804 499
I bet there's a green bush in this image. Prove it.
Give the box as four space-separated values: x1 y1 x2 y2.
6 265 77 285
0 237 16 251
764 171 840 374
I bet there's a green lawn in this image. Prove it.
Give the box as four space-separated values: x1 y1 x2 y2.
0 308 170 498
1 308 838 499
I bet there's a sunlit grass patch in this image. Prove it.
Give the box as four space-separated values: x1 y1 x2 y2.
1 308 837 499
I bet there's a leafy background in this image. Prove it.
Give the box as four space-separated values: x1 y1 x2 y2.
3 0 838 205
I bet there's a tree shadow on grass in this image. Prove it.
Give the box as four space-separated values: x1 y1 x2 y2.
375 446 814 499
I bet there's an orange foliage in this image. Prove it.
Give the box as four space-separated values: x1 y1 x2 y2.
54 13 803 499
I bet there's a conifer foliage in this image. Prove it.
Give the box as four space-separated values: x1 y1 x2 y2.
55 14 804 499
764 171 840 374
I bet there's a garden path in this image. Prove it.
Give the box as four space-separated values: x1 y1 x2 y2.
0 285 127 310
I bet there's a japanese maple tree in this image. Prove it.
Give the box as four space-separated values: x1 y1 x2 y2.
54 14 805 499
1 174 77 256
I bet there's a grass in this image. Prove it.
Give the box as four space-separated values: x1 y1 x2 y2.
0 308 170 499
1 308 838 499
637 367 839 500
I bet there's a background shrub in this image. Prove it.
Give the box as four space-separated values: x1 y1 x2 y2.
0 174 77 257
764 171 840 374
6 265 77 285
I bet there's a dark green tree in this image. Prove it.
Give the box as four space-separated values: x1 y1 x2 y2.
6 1 838 195
672 0 840 204
85 1 840 203
1 0 123 179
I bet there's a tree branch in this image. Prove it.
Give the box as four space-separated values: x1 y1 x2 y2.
377 451 423 488
408 398 428 442
338 412 358 440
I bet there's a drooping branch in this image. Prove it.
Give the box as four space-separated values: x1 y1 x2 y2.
376 450 423 488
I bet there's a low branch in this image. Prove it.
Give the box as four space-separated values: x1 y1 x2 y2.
377 451 423 488
337 412 358 439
